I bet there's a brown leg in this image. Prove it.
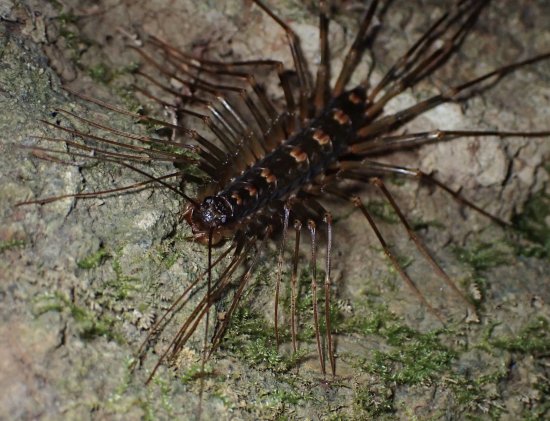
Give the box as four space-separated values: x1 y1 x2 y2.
324 187 445 323
370 177 479 321
290 219 302 354
358 51 550 138
333 0 379 96
307 219 326 377
274 205 290 348
252 0 313 122
323 212 336 376
314 1 330 116
350 128 550 155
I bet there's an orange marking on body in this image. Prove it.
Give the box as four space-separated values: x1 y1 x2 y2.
244 185 258 197
312 129 331 145
333 109 350 125
290 147 308 163
231 191 242 205
261 168 277 183
348 92 362 104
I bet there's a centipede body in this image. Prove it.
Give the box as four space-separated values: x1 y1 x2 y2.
1 1 542 418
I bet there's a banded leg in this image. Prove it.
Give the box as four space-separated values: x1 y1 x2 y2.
147 34 298 118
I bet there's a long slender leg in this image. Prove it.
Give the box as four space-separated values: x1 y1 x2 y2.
371 177 479 320
338 161 510 226
147 34 298 116
290 220 302 354
357 52 550 138
324 187 445 323
333 0 379 96
208 229 272 356
308 219 326 377
313 1 330 116
349 129 550 155
274 205 290 348
365 1 484 118
61 87 230 166
323 212 336 376
252 0 313 122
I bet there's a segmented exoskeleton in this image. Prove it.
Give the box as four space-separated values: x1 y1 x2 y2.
19 0 550 390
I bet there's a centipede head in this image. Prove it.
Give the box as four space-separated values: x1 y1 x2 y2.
183 196 234 245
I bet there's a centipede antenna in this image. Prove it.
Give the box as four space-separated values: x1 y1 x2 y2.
196 229 215 421
144 241 249 384
16 172 180 206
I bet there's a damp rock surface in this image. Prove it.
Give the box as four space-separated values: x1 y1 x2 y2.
1 1 549 419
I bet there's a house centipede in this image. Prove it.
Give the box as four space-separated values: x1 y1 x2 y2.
4 2 550 416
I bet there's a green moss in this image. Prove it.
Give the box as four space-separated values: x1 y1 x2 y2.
453 241 512 272
354 383 394 418
356 319 456 386
223 307 305 372
153 377 175 417
451 240 513 307
0 239 25 253
77 247 109 269
179 362 213 385
336 302 398 336
33 291 124 342
512 190 550 258
104 252 141 301
366 200 399 224
88 63 114 84
491 317 550 354
522 374 550 420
